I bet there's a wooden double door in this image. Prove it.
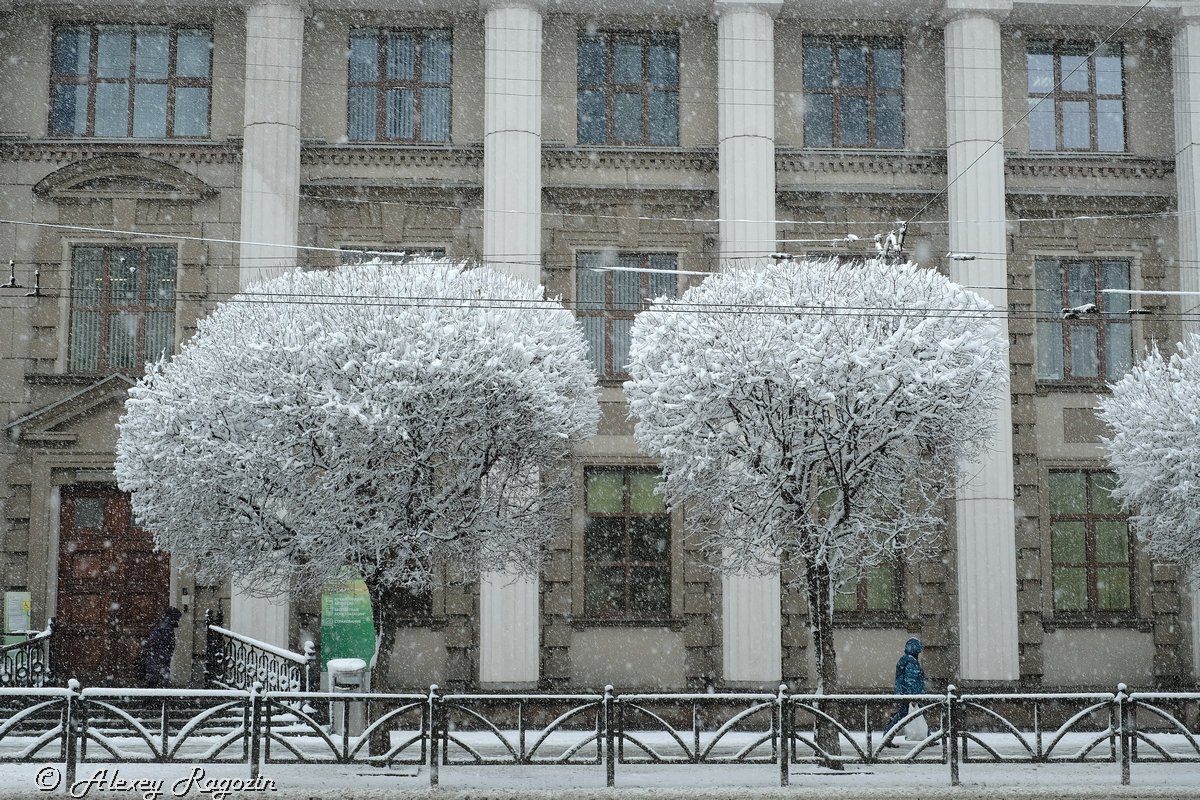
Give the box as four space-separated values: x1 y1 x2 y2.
56 485 170 686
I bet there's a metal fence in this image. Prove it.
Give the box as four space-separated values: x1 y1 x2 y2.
0 623 53 688
0 683 1197 791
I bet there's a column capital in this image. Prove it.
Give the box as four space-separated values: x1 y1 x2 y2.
1175 2 1200 26
937 0 1012 26
243 0 312 15
479 0 546 14
712 0 783 19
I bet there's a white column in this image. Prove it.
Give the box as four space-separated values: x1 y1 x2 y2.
230 0 306 648
715 0 782 685
478 0 544 686
239 0 305 288
1171 12 1200 681
943 1 1020 683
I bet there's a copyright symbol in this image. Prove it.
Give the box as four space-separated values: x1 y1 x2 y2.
35 766 61 791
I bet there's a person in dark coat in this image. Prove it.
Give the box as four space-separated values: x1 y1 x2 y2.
884 637 926 741
140 606 181 688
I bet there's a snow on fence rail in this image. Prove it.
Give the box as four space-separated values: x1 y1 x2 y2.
0 683 1197 791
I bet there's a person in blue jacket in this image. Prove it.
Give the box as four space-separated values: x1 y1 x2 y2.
885 637 926 741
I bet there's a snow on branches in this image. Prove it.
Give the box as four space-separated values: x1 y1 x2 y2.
1099 335 1200 584
626 258 1005 577
115 259 599 599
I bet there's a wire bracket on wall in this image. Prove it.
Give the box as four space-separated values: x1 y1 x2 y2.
2 260 21 289
24 267 45 298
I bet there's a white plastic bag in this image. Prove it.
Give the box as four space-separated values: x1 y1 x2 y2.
901 702 928 741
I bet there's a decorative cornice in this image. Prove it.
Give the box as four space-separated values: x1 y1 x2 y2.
1004 155 1174 181
0 138 241 166
936 0 1013 26
33 155 216 202
776 149 945 177
300 144 483 169
543 146 718 173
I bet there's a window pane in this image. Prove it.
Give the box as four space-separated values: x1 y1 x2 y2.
1062 100 1090 149
584 517 624 561
1028 98 1056 150
838 42 867 87
1053 566 1088 611
108 312 139 368
1096 521 1130 563
423 30 452 83
586 471 624 514
875 94 902 148
613 264 639 310
648 39 677 86
175 29 211 78
1070 325 1099 378
648 255 677 299
584 567 625 615
874 47 902 90
630 567 670 614
146 249 176 306
348 86 377 140
1096 566 1131 610
349 32 379 82
1052 521 1087 563
864 565 897 610
612 319 633 373
73 248 104 306
144 311 174 362
803 39 833 88
69 311 101 372
613 92 643 141
95 83 130 137
1095 52 1122 95
53 84 89 134
1105 322 1132 379
1060 52 1089 92
132 83 167 137
173 87 209 136
97 26 132 78
840 96 868 146
420 87 450 141
576 259 606 309
630 516 670 561
1091 472 1122 515
613 36 642 84
577 89 607 143
1035 260 1062 313
134 26 169 79
1027 51 1054 94
1103 261 1130 313
1037 322 1064 380
386 88 415 138
55 27 91 75
109 250 139 304
581 316 605 373
386 32 415 80
805 94 833 147
1068 261 1096 309
74 497 105 529
629 472 666 514
1049 472 1087 515
578 37 606 85
648 91 678 145
1098 99 1124 151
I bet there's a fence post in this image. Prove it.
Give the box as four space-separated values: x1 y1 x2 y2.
778 684 790 787
947 684 959 787
301 641 317 693
63 678 80 792
604 685 615 788
249 682 263 782
428 684 440 787
1116 683 1130 786
204 610 217 687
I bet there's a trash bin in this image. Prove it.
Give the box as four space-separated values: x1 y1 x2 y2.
327 657 368 736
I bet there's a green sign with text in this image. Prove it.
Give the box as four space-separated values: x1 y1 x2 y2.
319 571 375 671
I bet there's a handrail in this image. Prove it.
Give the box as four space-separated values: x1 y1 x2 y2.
203 610 316 693
208 624 309 666
0 620 53 687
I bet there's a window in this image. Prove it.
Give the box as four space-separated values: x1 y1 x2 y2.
51 24 211 138
577 32 678 146
584 468 671 617
348 28 451 142
1035 258 1132 381
1027 41 1124 152
69 246 176 372
833 564 900 614
803 36 903 149
576 252 677 377
1049 470 1132 613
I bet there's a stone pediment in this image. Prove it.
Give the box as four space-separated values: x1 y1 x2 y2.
5 374 136 446
33 156 215 202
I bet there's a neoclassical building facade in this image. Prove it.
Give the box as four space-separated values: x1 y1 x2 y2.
1 0 1198 691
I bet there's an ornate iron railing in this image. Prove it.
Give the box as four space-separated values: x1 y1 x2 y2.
1 683 1198 790
203 610 316 693
0 622 53 688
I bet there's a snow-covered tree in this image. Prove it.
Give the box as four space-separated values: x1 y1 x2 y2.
1098 335 1200 583
116 259 599 682
625 258 1006 694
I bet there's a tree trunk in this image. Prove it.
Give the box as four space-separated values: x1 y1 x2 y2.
805 557 842 769
365 576 402 758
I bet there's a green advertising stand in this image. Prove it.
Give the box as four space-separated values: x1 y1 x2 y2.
319 571 375 675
